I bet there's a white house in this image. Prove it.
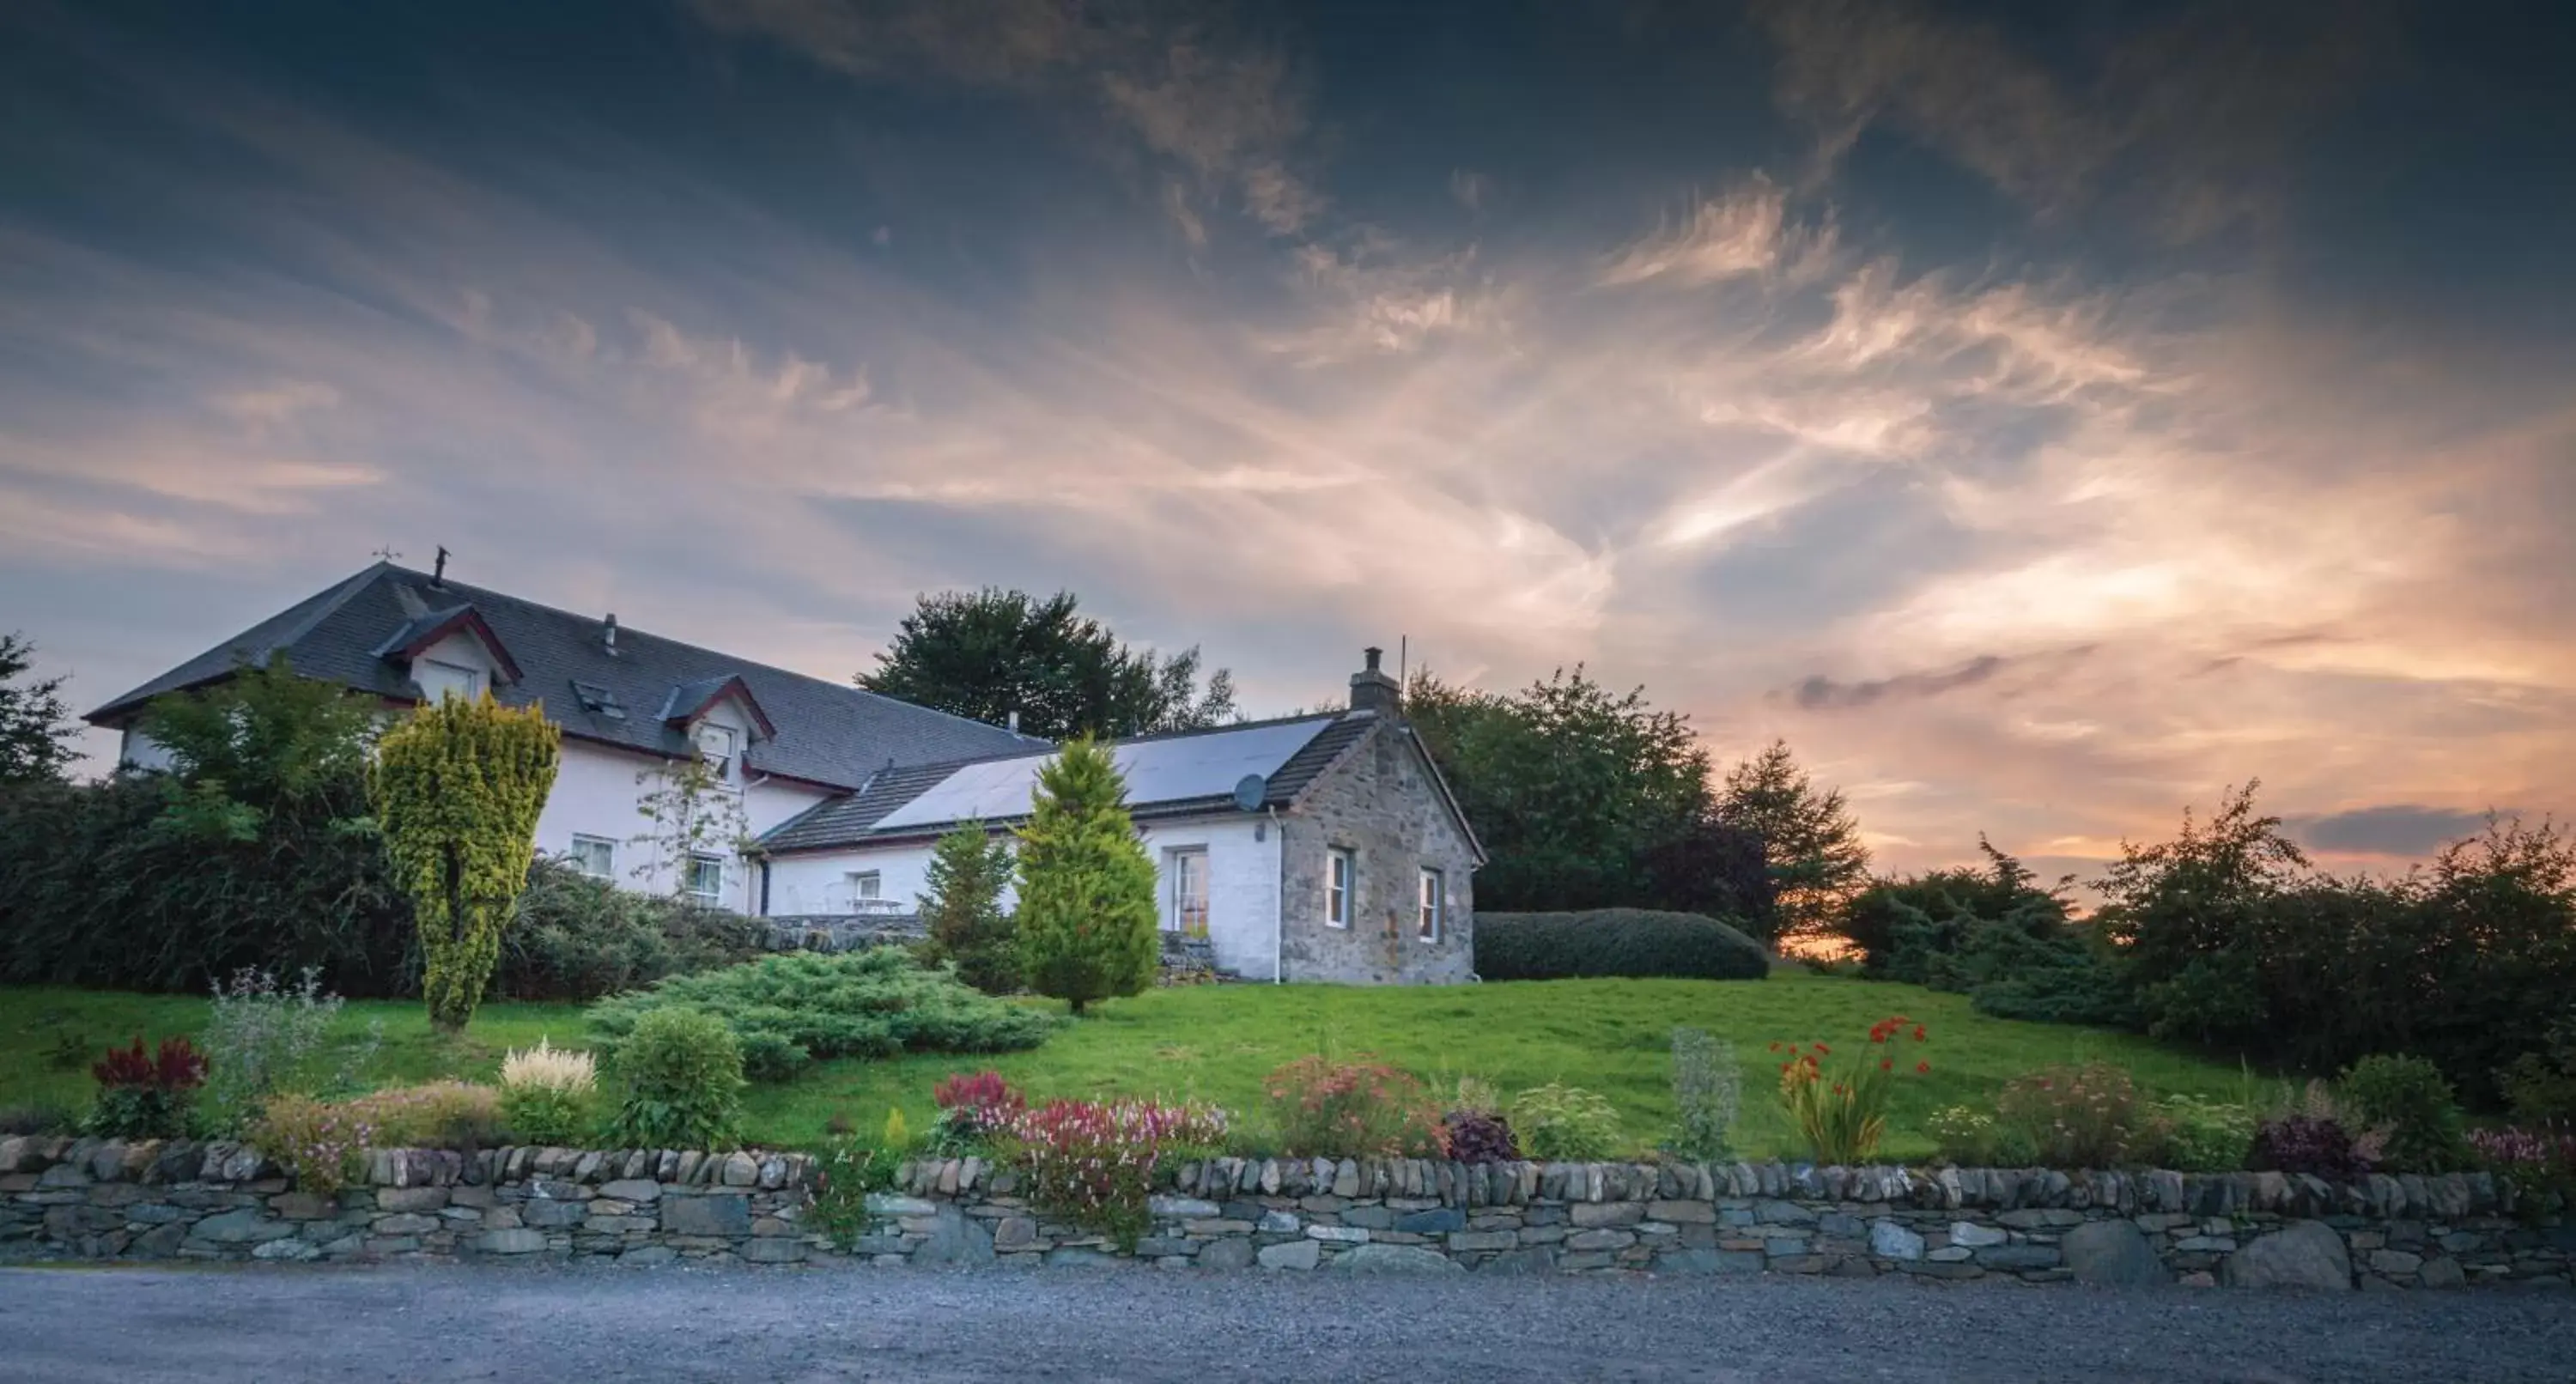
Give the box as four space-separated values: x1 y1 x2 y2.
85 559 1046 914
88 561 1485 984
763 649 1485 983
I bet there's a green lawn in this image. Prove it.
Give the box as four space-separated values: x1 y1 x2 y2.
1 974 2257 1161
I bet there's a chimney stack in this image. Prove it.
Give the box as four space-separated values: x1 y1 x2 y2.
1348 646 1401 716
1006 709 1020 734
603 613 619 655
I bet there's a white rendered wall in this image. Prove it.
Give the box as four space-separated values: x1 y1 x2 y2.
769 812 1285 979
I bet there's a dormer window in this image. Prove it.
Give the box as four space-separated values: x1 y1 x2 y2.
571 681 626 719
695 722 738 782
417 659 487 704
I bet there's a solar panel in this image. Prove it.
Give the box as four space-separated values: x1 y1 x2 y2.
870 719 1334 831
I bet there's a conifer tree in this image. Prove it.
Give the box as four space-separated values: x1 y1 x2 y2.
1013 738 1157 1014
920 820 1019 994
372 693 561 1031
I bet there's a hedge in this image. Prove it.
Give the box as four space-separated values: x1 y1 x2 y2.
1473 908 1771 981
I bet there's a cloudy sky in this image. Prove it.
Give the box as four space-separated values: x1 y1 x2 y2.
3 0 2570 883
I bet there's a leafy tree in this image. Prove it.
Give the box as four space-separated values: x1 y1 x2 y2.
1406 667 1772 934
1837 838 2072 983
0 633 79 785
2093 781 2306 1048
139 655 378 843
371 694 561 1031
1013 738 1158 1015
0 656 410 994
920 820 1019 994
1716 740 1869 938
860 587 1234 740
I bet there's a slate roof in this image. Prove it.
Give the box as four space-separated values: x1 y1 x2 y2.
761 711 1385 853
85 561 1048 790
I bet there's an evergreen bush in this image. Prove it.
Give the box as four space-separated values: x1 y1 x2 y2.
1474 908 1769 980
605 1007 744 1150
586 950 1056 1081
1013 738 1158 1014
919 822 1019 995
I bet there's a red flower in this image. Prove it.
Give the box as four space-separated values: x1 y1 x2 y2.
1913 1024 1928 1042
1880 1058 1893 1071
1814 1042 1831 1055
1917 1061 1931 1075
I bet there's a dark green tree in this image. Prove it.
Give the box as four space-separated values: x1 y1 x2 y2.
1716 740 1869 938
1013 738 1158 1014
859 588 1234 740
0 633 81 786
2093 781 2306 1047
920 820 1020 994
1406 668 1773 934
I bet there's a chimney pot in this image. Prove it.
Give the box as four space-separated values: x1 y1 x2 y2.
604 613 619 653
1348 646 1401 716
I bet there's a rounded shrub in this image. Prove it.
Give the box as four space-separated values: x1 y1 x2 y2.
1474 909 1769 981
1510 1083 1624 1160
2340 1053 2468 1173
605 1007 745 1150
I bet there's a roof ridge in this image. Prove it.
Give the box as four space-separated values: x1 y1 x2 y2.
83 561 396 719
381 562 1048 748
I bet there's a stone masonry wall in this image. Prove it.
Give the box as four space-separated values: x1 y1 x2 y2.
1279 719 1477 985
6 1135 2569 1289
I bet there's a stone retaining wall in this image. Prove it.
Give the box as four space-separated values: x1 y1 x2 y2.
5 1135 2568 1289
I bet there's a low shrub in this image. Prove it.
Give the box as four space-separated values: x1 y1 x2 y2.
1665 1027 1740 1161
0 1104 74 1137
2471 1126 2576 1217
1474 909 1769 981
1263 1055 1442 1157
498 1039 598 1147
1774 1016 1932 1166
604 1007 745 1150
1924 1104 2037 1167
805 1133 905 1247
1438 1110 1519 1162
495 858 769 1002
1510 1083 1625 1161
1994 1062 2155 1169
251 1094 372 1194
2339 1053 2467 1173
587 950 1057 1082
930 1071 1027 1153
344 1082 507 1151
199 967 378 1134
83 1035 207 1139
2248 1115 2373 1181
1007 1097 1228 1249
2149 1096 2257 1173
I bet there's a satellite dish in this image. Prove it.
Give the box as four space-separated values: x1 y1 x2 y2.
1232 773 1267 812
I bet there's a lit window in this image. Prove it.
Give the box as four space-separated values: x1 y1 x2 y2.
695 723 738 781
1418 867 1443 942
686 853 725 907
417 659 486 704
568 835 617 881
1325 848 1353 929
1169 848 1209 937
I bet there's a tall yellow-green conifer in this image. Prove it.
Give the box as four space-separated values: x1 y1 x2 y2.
372 694 560 1031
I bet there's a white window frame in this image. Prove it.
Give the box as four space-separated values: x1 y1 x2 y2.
1325 847 1354 929
1418 866 1443 943
845 871 882 907
695 723 738 784
1168 847 1209 936
685 853 726 907
568 835 617 881
417 659 486 705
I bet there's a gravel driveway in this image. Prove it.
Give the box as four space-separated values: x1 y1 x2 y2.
3 1261 2570 1383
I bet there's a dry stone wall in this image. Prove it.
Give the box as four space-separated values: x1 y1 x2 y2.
6 1135 2569 1290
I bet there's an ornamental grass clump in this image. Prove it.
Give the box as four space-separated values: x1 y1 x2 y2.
1773 1015 1930 1166
1262 1054 1443 1157
1665 1027 1741 1161
1995 1061 2157 1169
498 1038 598 1146
84 1035 206 1139
1006 1097 1228 1249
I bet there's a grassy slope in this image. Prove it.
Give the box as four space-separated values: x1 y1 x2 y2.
2 975 2252 1161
